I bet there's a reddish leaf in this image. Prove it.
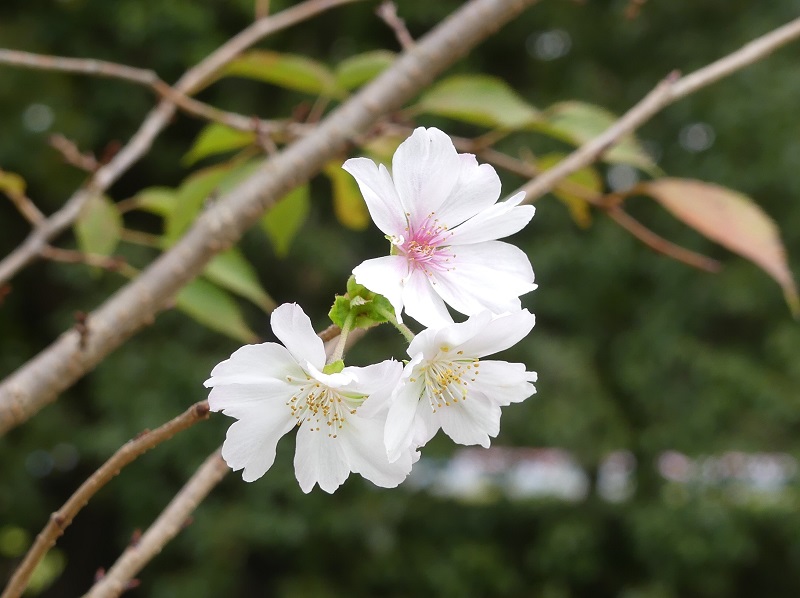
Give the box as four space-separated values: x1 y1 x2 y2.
638 178 798 315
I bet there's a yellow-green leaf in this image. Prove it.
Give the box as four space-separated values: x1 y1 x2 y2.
416 75 540 129
222 50 343 98
261 184 310 258
204 248 276 312
183 123 256 166
75 195 122 256
0 169 26 198
324 162 370 231
176 278 258 343
638 178 799 315
539 153 602 229
335 50 395 90
534 101 658 174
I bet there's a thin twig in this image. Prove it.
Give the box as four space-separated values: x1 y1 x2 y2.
0 402 210 598
376 1 415 50
0 0 364 287
518 16 800 203
0 50 280 134
608 207 722 273
82 448 227 598
0 175 45 226
39 246 140 279
49 134 99 172
0 0 538 435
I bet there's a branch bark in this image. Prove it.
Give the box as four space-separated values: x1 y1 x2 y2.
518 15 800 203
1 402 210 598
81 448 228 598
0 0 538 435
0 0 363 287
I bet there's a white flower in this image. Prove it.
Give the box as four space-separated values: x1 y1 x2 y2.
384 309 537 462
204 303 413 493
344 126 536 328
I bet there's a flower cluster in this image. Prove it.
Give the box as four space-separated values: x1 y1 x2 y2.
206 127 537 493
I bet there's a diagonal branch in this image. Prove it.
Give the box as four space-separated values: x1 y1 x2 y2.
1 402 210 598
0 0 539 436
518 15 800 203
81 448 228 598
0 0 364 287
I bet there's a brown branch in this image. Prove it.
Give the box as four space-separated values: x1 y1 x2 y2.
608 207 722 273
518 15 800 203
81 448 227 598
376 1 415 50
1 402 210 598
0 0 365 287
0 0 539 436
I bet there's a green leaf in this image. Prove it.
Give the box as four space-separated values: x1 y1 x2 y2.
329 280 395 330
335 50 395 90
534 101 658 173
0 169 26 198
222 50 344 98
260 184 310 258
74 195 122 256
183 123 256 166
166 160 261 243
416 75 540 129
637 178 799 316
176 278 258 343
538 153 602 229
130 187 176 218
204 248 276 312
328 295 352 329
324 162 370 230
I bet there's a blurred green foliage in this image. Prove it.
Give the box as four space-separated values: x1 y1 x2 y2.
2 0 800 596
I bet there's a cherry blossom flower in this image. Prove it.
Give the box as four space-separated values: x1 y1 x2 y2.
344 127 536 328
205 303 413 493
383 309 537 462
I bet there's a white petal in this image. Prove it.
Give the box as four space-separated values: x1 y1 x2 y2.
305 361 355 388
412 397 440 448
472 360 537 406
434 241 535 316
270 303 326 371
392 127 461 221
343 359 402 397
428 311 494 357
452 310 536 358
204 343 302 387
219 403 295 482
402 269 454 328
340 413 413 488
208 381 295 414
435 154 501 227
447 194 535 246
353 255 408 323
342 158 407 235
385 373 425 462
434 394 501 447
294 423 350 493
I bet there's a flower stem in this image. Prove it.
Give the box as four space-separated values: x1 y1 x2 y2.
328 310 355 364
374 305 415 343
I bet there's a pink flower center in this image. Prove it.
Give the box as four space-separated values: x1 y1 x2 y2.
397 213 454 276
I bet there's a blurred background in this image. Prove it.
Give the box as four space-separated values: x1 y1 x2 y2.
2 0 800 596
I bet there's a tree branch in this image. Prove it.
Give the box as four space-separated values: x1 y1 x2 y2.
81 448 228 598
1 402 210 598
0 0 539 435
518 15 800 203
0 0 364 287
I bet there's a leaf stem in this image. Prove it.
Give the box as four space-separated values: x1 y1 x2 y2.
328 310 355 364
374 305 415 342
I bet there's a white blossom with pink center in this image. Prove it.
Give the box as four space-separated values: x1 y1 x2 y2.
343 127 536 328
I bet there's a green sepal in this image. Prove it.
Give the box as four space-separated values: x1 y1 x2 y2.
328 277 396 329
323 360 345 375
